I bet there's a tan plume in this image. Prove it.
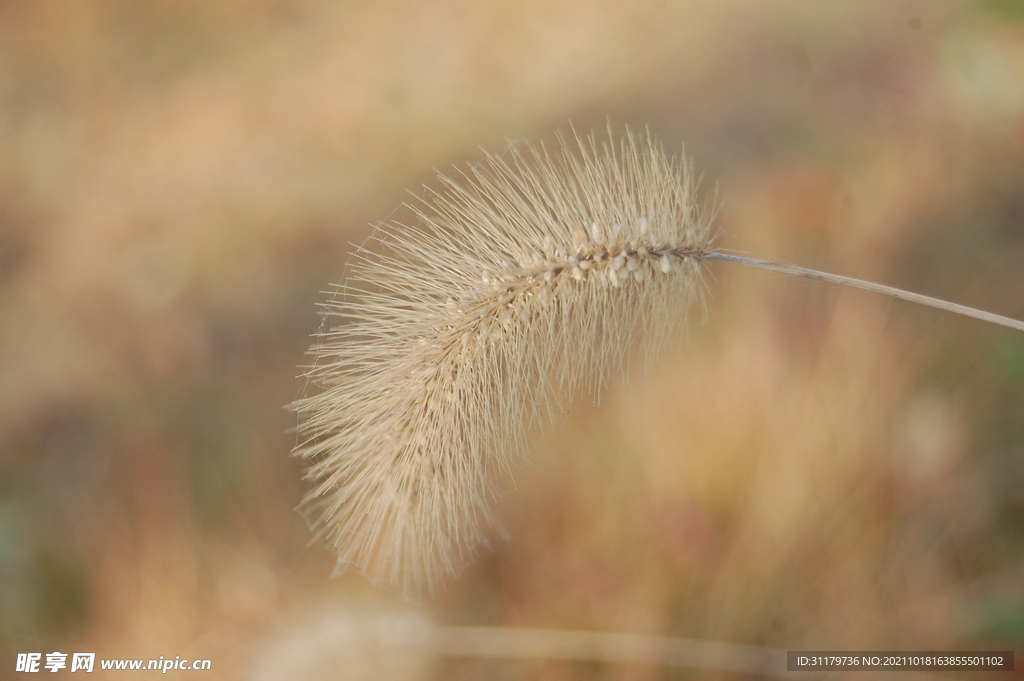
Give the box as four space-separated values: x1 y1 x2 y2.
292 126 1024 598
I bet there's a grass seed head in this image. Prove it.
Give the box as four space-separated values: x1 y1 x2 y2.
292 127 716 598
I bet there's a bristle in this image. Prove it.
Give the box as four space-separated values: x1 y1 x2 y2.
292 128 716 598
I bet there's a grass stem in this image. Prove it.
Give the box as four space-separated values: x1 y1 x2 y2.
706 251 1024 333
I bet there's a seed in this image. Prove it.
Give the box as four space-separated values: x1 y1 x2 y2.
543 236 556 258
573 227 588 246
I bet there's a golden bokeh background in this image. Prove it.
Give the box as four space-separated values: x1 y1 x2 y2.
1 0 1023 679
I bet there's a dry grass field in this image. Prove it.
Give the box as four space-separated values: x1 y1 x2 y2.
1 0 1023 679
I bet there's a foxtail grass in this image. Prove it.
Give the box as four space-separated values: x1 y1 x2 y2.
292 126 1024 598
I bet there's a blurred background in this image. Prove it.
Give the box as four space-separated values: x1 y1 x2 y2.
1 0 1023 678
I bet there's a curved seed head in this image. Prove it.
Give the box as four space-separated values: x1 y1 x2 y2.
292 127 715 597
